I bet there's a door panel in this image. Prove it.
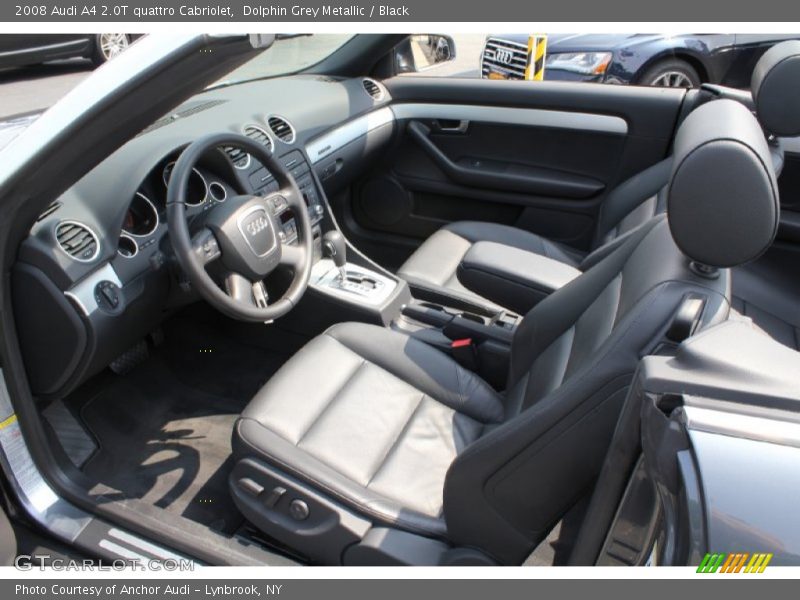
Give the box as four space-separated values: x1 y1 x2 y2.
341 77 685 270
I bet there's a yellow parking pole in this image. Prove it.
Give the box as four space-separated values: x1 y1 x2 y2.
525 35 548 81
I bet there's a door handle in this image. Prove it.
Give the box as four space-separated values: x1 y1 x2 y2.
406 120 604 198
432 119 469 133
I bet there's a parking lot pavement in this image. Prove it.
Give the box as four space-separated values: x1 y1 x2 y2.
0 34 485 121
0 59 94 119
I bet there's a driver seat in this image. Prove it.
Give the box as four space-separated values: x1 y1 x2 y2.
229 99 779 565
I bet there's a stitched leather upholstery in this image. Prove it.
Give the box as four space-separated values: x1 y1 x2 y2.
233 322 503 538
397 160 671 314
230 79 780 565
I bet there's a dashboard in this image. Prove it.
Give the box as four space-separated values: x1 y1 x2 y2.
13 74 396 399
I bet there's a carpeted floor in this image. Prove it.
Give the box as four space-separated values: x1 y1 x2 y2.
68 312 292 535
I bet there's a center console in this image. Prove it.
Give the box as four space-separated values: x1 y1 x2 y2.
257 150 515 384
256 154 411 329
303 229 408 326
310 259 398 307
393 300 520 389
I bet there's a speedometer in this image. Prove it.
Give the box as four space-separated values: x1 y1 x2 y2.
163 162 208 207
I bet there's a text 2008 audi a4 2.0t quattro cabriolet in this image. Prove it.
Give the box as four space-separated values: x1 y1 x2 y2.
0 34 799 567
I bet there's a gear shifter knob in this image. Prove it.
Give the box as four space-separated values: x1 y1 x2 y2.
322 230 347 279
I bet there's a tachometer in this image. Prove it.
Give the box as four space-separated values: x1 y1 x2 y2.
163 162 208 207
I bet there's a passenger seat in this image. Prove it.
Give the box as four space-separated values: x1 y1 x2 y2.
398 41 800 316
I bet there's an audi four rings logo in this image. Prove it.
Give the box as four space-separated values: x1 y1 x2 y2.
495 49 514 64
246 216 269 237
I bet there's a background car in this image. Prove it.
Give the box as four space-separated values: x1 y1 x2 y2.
482 33 800 87
0 34 141 69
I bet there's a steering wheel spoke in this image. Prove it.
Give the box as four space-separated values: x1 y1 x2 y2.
191 227 222 266
279 243 305 269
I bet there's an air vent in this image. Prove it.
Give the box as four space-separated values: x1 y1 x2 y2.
223 146 250 170
139 99 227 135
55 221 99 262
36 201 62 222
362 78 384 101
223 125 274 170
267 116 296 144
244 125 274 152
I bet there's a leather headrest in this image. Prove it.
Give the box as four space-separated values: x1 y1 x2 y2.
668 99 779 268
751 40 800 136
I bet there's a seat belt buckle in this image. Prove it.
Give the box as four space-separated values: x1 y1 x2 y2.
450 338 479 371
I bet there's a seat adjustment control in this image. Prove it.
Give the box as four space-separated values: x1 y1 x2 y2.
289 499 310 521
264 486 287 508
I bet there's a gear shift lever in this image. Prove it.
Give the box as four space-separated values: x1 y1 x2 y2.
322 230 347 281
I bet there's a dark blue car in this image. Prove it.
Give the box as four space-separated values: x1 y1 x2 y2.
482 33 800 87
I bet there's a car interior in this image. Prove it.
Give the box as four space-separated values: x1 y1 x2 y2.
6 35 800 566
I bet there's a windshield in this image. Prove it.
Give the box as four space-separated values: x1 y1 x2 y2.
215 34 355 87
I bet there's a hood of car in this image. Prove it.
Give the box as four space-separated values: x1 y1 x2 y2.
487 33 671 52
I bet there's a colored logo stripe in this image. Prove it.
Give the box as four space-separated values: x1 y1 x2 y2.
697 552 773 573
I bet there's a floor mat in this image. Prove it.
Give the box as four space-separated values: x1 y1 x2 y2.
72 314 291 535
42 400 96 468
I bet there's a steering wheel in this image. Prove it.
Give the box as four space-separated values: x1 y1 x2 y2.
167 133 313 322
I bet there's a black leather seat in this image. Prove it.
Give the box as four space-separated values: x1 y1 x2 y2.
234 321 503 538
397 159 669 314
397 41 800 316
230 99 779 565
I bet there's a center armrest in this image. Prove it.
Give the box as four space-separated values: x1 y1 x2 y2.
457 241 581 314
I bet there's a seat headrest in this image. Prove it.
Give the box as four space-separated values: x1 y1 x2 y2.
751 40 800 137
668 99 779 268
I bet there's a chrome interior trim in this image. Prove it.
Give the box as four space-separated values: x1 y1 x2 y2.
267 114 297 144
64 263 123 316
117 233 139 258
683 404 800 449
55 220 101 263
391 102 629 135
306 107 395 164
123 192 159 238
362 77 386 101
309 258 397 306
209 181 228 202
163 163 208 207
243 123 274 151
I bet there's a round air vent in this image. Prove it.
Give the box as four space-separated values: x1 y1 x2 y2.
362 78 385 101
267 115 296 144
56 220 100 262
243 124 274 152
223 145 251 170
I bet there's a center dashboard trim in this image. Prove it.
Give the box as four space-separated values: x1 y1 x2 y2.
391 103 629 135
64 263 123 316
305 106 395 164
304 102 628 166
